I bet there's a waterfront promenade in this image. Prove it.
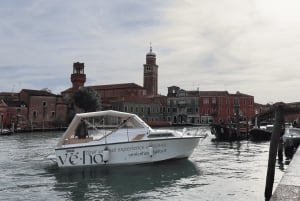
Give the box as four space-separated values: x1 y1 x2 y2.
270 148 300 200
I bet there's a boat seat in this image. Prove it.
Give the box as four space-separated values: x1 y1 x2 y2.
131 134 145 141
64 137 93 145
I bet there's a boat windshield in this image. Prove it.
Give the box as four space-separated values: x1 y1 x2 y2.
81 115 144 130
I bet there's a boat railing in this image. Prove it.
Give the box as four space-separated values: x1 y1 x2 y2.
64 137 94 145
183 127 209 139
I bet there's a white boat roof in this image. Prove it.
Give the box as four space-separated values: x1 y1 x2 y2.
57 110 151 147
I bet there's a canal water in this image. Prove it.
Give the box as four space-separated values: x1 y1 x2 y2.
0 127 286 201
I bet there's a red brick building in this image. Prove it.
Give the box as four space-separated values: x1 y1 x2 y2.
90 83 147 109
61 47 258 125
0 90 68 130
166 87 255 125
199 91 255 123
19 89 67 129
62 46 163 109
61 46 167 124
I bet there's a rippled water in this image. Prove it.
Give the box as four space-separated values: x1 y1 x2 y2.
0 128 286 201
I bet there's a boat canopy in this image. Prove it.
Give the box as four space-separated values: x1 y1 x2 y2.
57 110 152 147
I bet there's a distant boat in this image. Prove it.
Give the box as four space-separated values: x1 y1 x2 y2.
0 128 13 135
248 127 272 141
210 123 248 141
50 110 203 168
248 116 272 141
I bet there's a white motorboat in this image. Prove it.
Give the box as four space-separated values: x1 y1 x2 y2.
53 110 202 168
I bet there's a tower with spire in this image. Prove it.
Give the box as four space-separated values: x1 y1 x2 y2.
143 44 158 96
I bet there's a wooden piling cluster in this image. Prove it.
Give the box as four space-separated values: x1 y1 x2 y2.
262 103 300 201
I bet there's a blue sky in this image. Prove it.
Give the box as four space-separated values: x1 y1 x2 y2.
1 0 300 104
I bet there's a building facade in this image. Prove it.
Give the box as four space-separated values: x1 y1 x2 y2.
167 86 200 125
61 47 256 126
199 91 255 124
165 86 255 125
61 46 168 124
19 89 68 129
0 45 261 130
111 95 167 124
0 90 68 130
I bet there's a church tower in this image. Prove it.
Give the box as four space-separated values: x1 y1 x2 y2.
143 45 158 96
71 62 86 92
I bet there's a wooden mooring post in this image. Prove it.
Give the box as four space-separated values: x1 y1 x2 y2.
264 104 284 201
261 103 300 201
258 102 300 200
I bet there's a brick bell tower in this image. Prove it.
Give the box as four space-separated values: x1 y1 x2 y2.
143 45 158 96
71 62 86 92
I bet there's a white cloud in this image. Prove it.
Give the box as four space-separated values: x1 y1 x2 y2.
0 0 300 104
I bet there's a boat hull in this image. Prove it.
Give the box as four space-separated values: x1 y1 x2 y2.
249 128 271 141
210 123 247 141
55 137 200 168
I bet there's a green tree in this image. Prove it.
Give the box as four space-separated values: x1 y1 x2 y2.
73 87 101 112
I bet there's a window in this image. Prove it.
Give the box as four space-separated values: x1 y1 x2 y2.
212 97 216 104
33 111 38 118
234 98 239 105
42 101 47 107
203 98 209 104
51 111 55 117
